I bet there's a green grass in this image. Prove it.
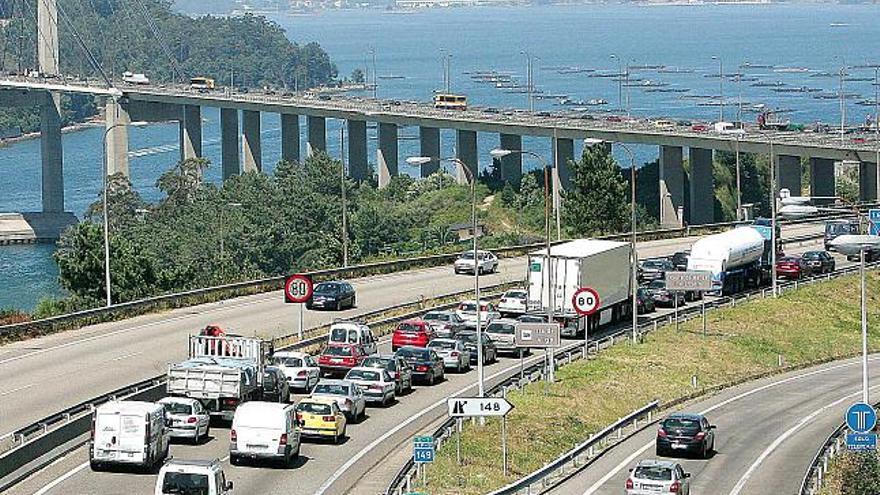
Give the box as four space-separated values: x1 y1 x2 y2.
419 272 880 494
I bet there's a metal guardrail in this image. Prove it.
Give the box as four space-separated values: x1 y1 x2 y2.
799 400 880 495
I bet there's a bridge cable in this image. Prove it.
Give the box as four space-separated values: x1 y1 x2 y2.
130 0 186 83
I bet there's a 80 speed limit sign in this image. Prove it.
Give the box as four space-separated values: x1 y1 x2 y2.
572 287 600 316
284 274 313 304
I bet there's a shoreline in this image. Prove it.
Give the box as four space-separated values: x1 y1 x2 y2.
0 118 104 147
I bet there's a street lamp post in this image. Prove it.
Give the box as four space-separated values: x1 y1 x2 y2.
735 136 742 220
522 51 535 112
611 54 623 112
712 56 724 122
407 155 484 396
340 126 349 267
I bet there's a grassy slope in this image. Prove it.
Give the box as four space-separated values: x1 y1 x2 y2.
422 272 880 494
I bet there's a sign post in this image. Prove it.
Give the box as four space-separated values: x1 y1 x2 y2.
448 397 514 474
870 209 880 236
845 403 878 451
665 271 713 335
515 322 561 387
572 287 600 357
285 274 313 339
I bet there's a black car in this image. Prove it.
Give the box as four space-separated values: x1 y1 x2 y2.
801 251 836 274
261 366 290 403
636 287 656 314
639 258 674 283
516 313 548 323
394 346 445 385
647 280 685 307
455 330 498 365
362 355 414 395
307 281 356 311
671 251 690 271
656 413 716 458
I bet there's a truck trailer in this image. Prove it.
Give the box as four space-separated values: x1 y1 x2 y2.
527 239 634 337
686 226 772 295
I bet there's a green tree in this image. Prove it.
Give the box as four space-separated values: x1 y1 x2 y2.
563 145 629 236
157 158 210 207
350 68 365 84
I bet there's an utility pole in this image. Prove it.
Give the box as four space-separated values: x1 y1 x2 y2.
340 126 349 267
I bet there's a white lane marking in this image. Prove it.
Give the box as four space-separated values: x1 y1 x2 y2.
110 351 143 362
727 384 880 495
0 383 33 397
31 461 88 495
313 346 562 495
580 356 880 495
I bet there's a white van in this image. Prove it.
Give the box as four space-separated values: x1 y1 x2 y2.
89 401 170 471
328 320 377 355
155 458 233 495
230 402 300 467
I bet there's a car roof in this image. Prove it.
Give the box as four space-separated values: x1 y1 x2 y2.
398 345 430 352
488 318 518 325
348 366 384 373
636 459 681 469
666 412 705 421
315 378 353 386
399 318 426 325
273 351 310 359
298 396 338 406
97 400 164 415
159 397 199 406
163 458 220 468
428 338 459 344
365 354 395 360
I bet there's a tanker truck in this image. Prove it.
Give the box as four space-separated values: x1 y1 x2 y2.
686 226 772 295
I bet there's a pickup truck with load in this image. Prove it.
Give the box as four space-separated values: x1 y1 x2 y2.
686 226 772 295
527 239 634 337
167 335 274 421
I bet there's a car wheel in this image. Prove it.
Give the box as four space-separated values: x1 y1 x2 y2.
655 445 664 457
230 455 241 466
427 372 435 386
89 460 103 471
336 301 343 311
701 442 708 459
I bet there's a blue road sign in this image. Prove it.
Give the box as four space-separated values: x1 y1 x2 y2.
869 209 880 236
846 433 877 451
846 403 878 434
413 436 434 464
753 225 772 241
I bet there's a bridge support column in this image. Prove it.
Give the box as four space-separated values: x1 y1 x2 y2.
105 99 130 177
659 145 684 228
554 137 575 191
179 105 202 161
778 155 802 197
377 123 398 188
220 108 240 180
242 110 262 172
419 126 441 178
307 116 326 156
281 113 300 164
688 147 714 225
347 120 368 181
37 0 58 75
860 161 878 202
498 133 522 188
41 92 63 213
456 129 478 184
810 158 835 205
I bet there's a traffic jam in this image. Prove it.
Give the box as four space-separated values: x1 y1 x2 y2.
84 220 864 495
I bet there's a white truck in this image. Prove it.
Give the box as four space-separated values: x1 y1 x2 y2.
686 226 771 295
167 335 273 421
527 239 634 338
122 71 150 85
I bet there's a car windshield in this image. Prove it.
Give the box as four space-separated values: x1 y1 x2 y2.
397 348 429 359
779 257 799 263
457 332 478 343
428 340 456 350
664 418 701 429
459 252 475 260
505 291 527 299
803 252 823 259
313 383 349 396
330 327 358 343
273 356 304 367
648 280 666 289
518 315 545 323
397 322 424 333
423 313 449 322
347 369 381 381
162 402 193 415
642 260 669 269
362 357 393 369
315 283 340 294
487 323 515 335
296 402 332 415
161 472 209 495
324 346 353 357
459 302 478 312
634 466 673 481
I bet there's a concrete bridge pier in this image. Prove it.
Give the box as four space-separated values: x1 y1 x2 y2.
810 158 836 205
498 133 522 188
778 155 802 196
554 137 575 191
860 161 878 202
688 147 714 225
659 145 684 228
281 113 300 164
179 104 202 161
456 129 478 184
41 92 64 213
307 116 326 156
347 120 369 181
419 127 441 178
377 123 399 188
220 108 240 180
105 99 130 177
242 110 262 172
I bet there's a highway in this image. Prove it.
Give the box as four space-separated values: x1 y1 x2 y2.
545 355 880 495
3 222 834 495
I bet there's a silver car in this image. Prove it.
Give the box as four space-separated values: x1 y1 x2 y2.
158 397 210 443
310 379 367 422
453 250 499 275
427 338 471 373
484 318 518 355
625 459 691 495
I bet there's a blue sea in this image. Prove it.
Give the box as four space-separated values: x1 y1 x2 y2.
2 3 879 310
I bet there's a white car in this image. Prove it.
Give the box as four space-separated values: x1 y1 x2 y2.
310 379 367 421
158 397 210 443
344 367 396 406
155 458 233 495
427 338 471 372
456 299 501 329
453 250 499 275
230 402 301 467
271 351 320 391
626 459 691 495
484 318 518 355
498 289 527 315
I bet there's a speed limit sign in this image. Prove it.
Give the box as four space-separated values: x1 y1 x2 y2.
284 274 313 304
572 287 600 316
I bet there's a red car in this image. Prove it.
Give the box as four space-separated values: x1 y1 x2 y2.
391 319 436 352
775 256 813 280
317 343 368 377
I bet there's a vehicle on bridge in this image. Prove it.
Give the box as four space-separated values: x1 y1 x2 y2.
122 71 149 85
190 76 215 91
89 401 170 471
433 92 467 110
155 458 233 495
